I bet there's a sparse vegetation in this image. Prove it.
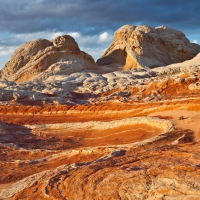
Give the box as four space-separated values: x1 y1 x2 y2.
179 116 185 120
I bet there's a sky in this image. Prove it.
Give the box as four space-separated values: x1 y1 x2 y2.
0 0 200 68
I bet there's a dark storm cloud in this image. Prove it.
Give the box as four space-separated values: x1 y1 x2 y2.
0 0 200 35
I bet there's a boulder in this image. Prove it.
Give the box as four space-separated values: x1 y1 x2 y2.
97 25 200 70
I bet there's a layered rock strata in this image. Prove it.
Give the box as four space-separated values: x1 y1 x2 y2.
0 103 199 199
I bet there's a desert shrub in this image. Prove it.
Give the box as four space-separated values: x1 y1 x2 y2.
179 116 185 120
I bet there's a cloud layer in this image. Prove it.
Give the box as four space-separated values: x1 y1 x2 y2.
0 0 200 67
0 0 200 34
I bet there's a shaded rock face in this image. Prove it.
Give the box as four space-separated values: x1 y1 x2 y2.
1 35 95 83
97 25 200 69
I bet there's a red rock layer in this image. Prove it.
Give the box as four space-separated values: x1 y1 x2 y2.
0 92 200 199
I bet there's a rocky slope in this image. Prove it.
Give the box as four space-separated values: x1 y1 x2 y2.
0 25 200 199
0 52 200 105
97 25 200 70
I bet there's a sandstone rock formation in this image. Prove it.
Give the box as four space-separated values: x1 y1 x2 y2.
97 25 200 70
0 52 200 105
0 100 200 199
1 26 200 199
0 35 96 83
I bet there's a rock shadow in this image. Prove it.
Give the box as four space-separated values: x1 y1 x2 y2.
97 49 127 66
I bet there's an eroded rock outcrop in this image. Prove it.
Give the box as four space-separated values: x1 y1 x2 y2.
97 25 200 69
0 35 96 83
1 25 200 199
0 53 200 105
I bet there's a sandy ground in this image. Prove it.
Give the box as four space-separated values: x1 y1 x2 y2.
149 110 200 141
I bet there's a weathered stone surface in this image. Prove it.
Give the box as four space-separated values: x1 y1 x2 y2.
52 35 79 51
0 35 95 83
97 24 200 69
0 53 200 105
1 39 52 79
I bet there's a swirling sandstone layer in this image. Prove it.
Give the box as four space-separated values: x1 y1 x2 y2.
0 102 200 199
